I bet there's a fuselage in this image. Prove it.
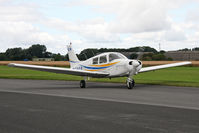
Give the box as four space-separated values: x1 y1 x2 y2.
71 52 142 78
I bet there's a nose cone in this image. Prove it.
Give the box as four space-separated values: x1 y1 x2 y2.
129 60 141 67
133 61 140 67
128 60 142 75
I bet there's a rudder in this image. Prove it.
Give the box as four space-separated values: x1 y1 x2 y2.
67 43 80 68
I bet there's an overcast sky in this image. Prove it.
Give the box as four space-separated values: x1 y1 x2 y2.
0 0 199 54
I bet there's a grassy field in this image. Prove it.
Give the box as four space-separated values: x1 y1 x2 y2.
0 65 198 87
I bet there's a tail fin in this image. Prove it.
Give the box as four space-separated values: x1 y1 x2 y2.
67 43 80 68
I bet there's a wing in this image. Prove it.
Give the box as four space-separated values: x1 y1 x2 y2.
8 63 109 78
139 61 192 73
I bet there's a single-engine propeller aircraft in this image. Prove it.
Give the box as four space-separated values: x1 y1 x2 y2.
8 43 191 89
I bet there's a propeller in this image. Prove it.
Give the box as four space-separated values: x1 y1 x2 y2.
127 60 142 76
127 47 144 76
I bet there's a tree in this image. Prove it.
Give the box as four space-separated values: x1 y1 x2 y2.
142 53 153 61
0 53 6 60
192 47 199 51
28 44 47 58
52 53 64 61
5 48 23 60
159 50 166 54
128 47 141 52
141 53 168 61
179 48 191 51
130 53 138 59
64 54 69 61
152 54 166 61
142 56 152 61
78 48 98 60
142 46 157 53
44 52 53 58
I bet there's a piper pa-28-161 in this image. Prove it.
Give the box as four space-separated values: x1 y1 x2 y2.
8 43 192 89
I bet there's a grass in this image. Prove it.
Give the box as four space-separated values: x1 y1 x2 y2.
0 65 199 87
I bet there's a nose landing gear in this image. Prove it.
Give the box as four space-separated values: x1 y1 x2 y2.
126 78 135 89
80 80 86 88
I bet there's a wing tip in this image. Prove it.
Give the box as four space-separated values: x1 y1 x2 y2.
183 61 192 65
8 63 14 66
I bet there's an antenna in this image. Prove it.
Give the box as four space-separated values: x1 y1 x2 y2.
159 43 161 51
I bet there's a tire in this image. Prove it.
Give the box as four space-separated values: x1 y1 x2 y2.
132 79 135 87
126 81 132 89
127 82 133 89
126 79 135 89
80 80 86 88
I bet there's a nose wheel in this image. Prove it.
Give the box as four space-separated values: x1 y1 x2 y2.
80 80 86 88
126 78 135 89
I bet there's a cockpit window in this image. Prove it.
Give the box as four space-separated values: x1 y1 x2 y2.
93 57 98 64
109 53 125 62
99 55 107 64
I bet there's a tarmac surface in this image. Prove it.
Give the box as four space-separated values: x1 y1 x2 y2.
0 79 199 133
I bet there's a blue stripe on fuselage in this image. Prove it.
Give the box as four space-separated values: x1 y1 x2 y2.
81 65 110 70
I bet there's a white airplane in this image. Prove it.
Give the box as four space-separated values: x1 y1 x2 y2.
8 43 191 89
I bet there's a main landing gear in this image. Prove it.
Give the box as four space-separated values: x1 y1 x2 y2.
126 77 135 89
80 80 86 88
80 77 135 89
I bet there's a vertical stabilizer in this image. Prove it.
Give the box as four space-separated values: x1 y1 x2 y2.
67 43 80 68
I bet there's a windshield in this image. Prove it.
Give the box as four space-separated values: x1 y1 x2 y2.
109 53 126 62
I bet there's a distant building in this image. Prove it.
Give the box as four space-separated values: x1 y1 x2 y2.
164 51 199 61
32 58 54 61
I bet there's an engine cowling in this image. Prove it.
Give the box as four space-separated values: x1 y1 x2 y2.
128 60 142 75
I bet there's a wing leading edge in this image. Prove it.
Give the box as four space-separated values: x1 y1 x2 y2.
8 63 109 78
139 61 192 73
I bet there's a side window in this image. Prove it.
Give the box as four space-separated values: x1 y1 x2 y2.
99 55 107 64
93 57 98 64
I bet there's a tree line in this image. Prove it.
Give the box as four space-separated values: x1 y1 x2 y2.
178 47 199 51
0 44 68 61
78 46 158 60
0 45 160 61
1 44 198 61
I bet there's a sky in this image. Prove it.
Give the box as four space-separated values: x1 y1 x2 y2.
0 0 199 54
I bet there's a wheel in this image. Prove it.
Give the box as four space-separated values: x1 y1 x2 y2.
126 79 135 89
132 79 135 87
80 80 86 88
127 81 133 89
